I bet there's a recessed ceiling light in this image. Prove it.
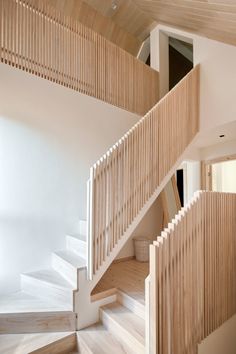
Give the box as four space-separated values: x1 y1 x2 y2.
219 134 225 138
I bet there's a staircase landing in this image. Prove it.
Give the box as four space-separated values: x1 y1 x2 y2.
91 259 149 305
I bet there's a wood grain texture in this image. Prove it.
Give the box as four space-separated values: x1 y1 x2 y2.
82 0 156 43
91 259 149 306
77 322 135 354
100 302 145 354
0 332 76 354
46 0 154 56
0 311 76 334
0 0 158 115
132 0 236 48
148 190 236 353
87 65 200 277
49 0 236 51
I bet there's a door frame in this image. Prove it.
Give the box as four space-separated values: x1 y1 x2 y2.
201 154 236 191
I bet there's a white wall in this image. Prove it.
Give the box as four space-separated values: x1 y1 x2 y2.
199 314 236 354
212 160 236 193
0 63 139 295
150 24 236 133
201 139 236 161
185 161 201 203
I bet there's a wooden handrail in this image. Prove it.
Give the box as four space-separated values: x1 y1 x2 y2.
148 190 236 353
0 0 158 115
87 66 200 279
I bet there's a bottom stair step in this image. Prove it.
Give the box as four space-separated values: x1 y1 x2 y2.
0 311 76 334
100 302 145 354
0 292 76 334
0 332 76 354
77 323 136 354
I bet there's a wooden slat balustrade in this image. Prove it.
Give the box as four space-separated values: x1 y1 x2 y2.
87 66 200 278
148 190 236 354
0 0 158 115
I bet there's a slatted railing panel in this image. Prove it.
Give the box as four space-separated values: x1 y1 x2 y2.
0 0 158 115
149 191 236 354
88 66 200 277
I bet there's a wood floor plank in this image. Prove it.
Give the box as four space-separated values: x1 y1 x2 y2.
91 260 149 305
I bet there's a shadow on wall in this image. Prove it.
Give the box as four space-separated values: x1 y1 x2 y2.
0 63 139 295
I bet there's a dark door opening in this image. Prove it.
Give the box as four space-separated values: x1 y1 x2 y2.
176 169 184 207
169 38 193 90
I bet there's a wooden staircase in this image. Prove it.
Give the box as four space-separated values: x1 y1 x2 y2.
0 59 199 353
0 290 145 353
78 292 145 354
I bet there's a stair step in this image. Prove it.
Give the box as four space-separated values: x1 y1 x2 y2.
0 292 76 334
0 332 76 354
0 291 70 313
52 250 86 288
100 302 145 354
117 291 145 320
0 311 76 334
21 269 75 309
77 323 135 354
66 234 87 259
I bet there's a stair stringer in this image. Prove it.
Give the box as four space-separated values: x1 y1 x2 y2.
74 133 200 330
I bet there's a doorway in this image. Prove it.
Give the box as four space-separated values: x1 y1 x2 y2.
169 37 193 90
202 155 236 193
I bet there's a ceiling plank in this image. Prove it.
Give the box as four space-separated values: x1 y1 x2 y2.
132 0 236 47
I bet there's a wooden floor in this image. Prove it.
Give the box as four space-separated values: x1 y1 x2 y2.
91 260 149 305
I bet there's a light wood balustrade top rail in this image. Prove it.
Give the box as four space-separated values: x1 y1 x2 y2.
87 66 200 279
148 190 236 354
0 0 158 115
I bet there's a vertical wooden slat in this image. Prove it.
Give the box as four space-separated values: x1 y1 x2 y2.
86 66 199 277
148 190 236 353
0 0 158 115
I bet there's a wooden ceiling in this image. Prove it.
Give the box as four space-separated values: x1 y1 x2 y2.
47 0 236 56
132 0 236 47
47 0 156 56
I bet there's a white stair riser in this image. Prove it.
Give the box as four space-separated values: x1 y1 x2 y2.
0 312 76 334
52 254 78 289
79 220 87 237
100 309 144 354
66 236 86 259
21 275 73 309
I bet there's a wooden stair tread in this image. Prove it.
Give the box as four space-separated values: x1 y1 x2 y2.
54 250 86 269
100 302 145 347
77 323 135 354
0 292 70 313
22 269 75 290
0 332 76 354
